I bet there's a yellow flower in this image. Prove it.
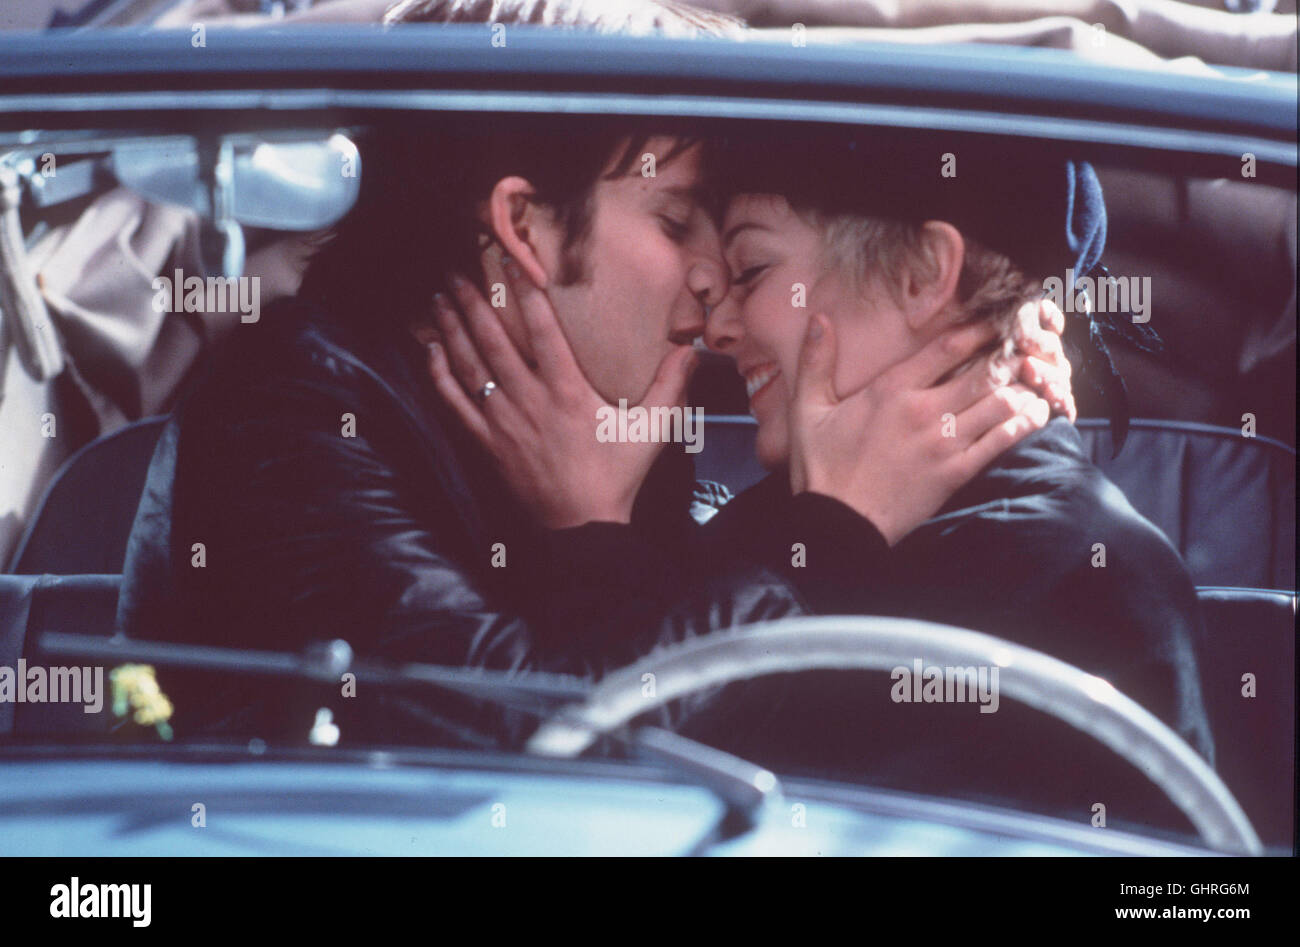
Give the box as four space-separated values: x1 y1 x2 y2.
110 664 174 740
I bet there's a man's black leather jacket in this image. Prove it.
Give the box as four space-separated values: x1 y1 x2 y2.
115 295 806 746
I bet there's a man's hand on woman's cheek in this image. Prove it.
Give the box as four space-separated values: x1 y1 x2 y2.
1012 298 1077 422
788 314 1051 548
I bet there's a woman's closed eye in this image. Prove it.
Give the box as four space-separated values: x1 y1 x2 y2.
733 263 769 288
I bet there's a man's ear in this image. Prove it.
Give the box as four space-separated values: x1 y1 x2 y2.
900 221 964 332
486 175 553 288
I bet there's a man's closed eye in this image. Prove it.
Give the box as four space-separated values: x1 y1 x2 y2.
658 214 692 242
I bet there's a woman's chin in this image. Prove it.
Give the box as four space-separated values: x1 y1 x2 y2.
754 430 789 471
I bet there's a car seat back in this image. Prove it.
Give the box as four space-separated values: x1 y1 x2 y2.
698 415 1295 591
8 417 169 575
1195 586 1296 849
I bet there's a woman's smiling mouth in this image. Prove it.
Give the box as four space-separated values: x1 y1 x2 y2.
743 363 780 406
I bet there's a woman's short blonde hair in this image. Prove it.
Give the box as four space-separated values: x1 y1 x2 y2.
813 212 1041 376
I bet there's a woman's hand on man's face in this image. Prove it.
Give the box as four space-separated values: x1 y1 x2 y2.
418 260 697 530
787 313 1051 547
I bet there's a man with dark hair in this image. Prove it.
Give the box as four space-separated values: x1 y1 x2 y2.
118 0 766 741
118 121 738 741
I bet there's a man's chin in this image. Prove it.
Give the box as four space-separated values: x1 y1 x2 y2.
606 387 656 407
610 375 674 408
754 431 789 471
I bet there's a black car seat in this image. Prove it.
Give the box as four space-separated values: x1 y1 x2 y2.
1195 586 1296 849
1074 419 1295 591
8 417 169 575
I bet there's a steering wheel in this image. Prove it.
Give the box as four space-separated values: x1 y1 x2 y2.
526 615 1262 855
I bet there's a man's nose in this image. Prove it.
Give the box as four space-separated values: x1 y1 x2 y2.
703 293 744 355
669 257 726 343
688 257 727 313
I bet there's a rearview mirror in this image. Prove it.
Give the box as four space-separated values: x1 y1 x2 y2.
110 132 361 277
110 132 361 232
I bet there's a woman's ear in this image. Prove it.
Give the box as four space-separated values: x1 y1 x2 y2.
485 175 553 288
900 221 965 332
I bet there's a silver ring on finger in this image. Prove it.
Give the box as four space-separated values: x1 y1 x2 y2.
475 380 498 404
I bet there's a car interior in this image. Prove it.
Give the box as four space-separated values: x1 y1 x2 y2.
0 35 1294 854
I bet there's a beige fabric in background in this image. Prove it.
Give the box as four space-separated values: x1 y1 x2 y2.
702 0 1297 70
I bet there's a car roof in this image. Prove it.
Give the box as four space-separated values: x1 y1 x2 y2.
0 26 1293 177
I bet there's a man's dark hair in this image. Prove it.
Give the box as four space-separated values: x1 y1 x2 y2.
297 120 699 328
298 0 738 329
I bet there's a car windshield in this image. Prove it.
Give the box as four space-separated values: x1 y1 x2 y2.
0 1 1294 860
